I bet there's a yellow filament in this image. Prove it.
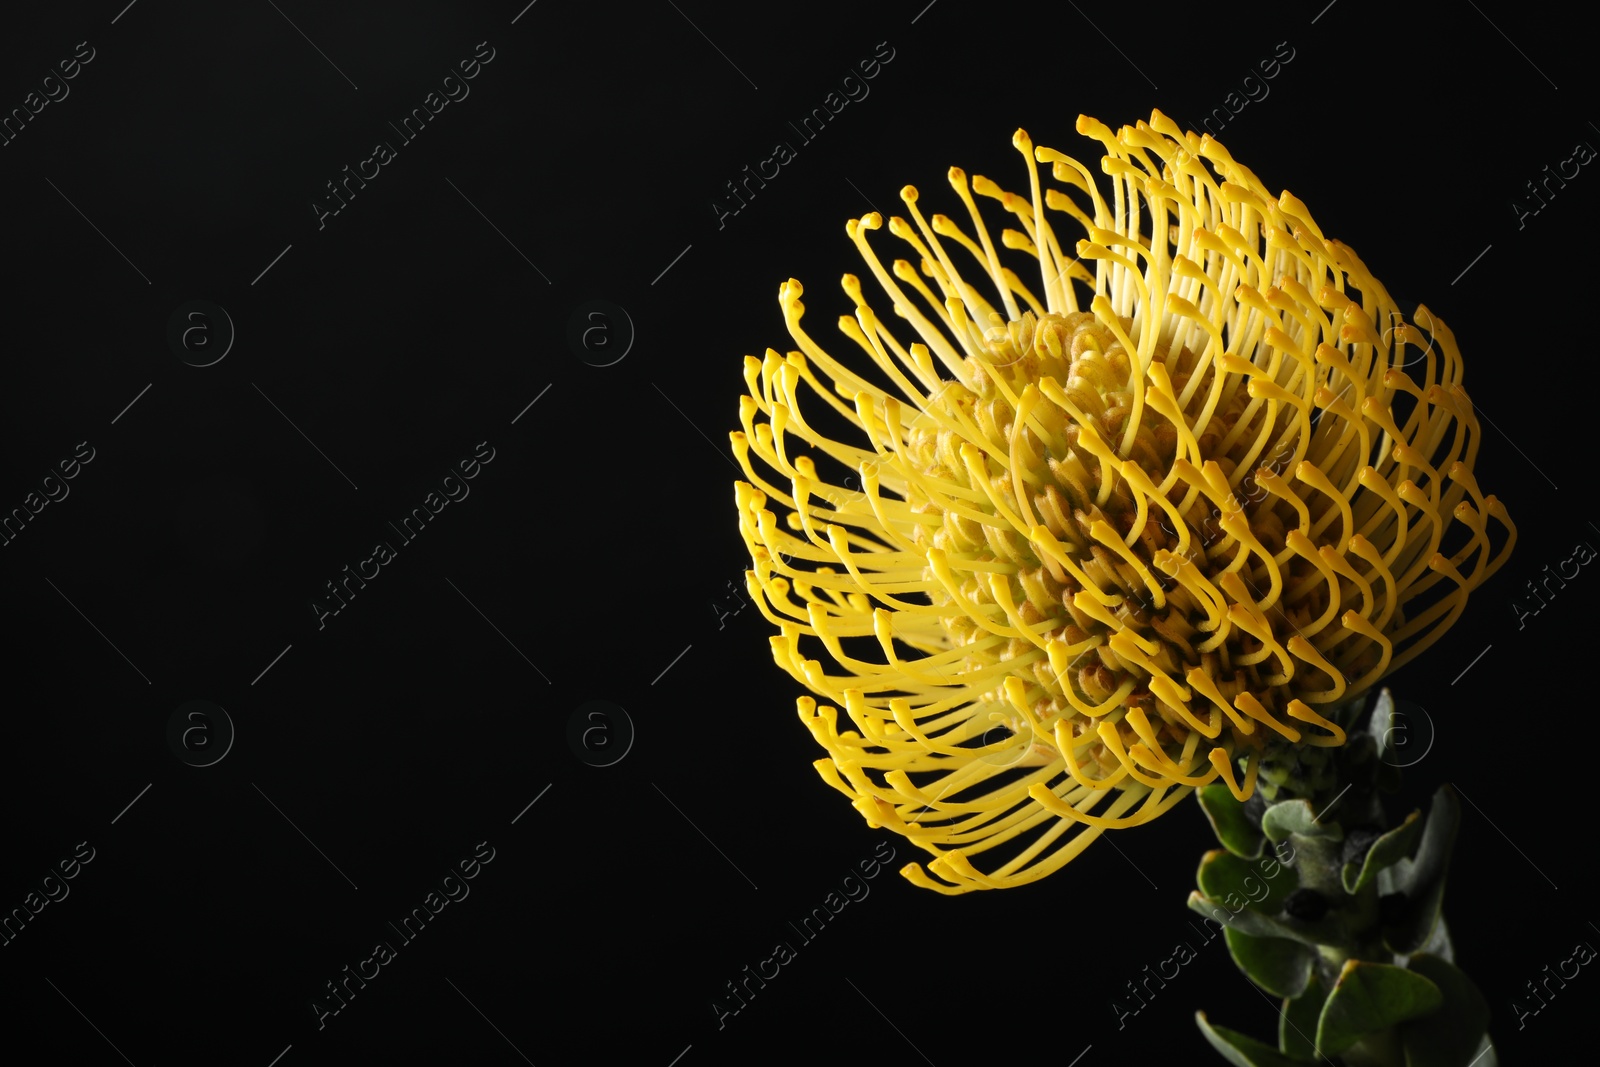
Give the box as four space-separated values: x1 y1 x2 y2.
1209 746 1261 802
1285 700 1346 747
1233 691 1301 742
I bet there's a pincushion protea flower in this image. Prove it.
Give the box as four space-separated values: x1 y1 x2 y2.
730 110 1515 894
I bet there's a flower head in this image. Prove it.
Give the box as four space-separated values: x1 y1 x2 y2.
730 111 1515 894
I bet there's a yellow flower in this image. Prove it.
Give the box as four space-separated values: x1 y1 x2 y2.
729 111 1516 894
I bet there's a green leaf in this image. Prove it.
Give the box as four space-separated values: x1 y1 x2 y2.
1262 799 1343 845
1398 953 1490 1067
1316 960 1443 1056
1200 783 1266 858
1363 690 1407 792
1384 786 1460 896
1187 892 1347 951
1367 688 1398 758
1377 756 1404 794
1196 1012 1307 1067
1379 787 1460 955
1197 849 1298 915
1408 914 1454 965
1343 808 1425 894
1224 927 1315 999
1280 972 1327 1063
1383 875 1448 957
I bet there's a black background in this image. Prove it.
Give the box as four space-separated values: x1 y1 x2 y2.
0 1 1591 1064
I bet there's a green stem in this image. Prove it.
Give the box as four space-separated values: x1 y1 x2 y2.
1194 691 1493 1067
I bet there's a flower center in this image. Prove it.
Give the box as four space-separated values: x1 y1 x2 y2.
904 307 1380 781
